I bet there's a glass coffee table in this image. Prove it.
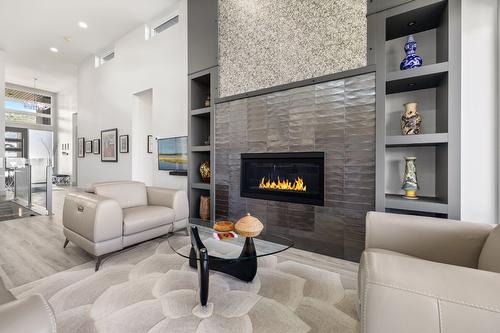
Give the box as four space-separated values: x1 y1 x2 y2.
168 218 294 307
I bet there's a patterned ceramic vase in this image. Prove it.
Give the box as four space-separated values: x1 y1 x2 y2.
199 161 211 183
400 35 423 70
401 102 422 135
402 157 419 199
199 195 210 220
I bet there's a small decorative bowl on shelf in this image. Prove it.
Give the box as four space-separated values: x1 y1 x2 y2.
235 213 264 238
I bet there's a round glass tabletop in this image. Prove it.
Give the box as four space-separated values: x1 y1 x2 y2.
168 218 294 262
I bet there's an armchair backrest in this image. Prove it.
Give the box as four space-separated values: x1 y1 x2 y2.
365 212 493 268
478 225 500 273
94 181 147 208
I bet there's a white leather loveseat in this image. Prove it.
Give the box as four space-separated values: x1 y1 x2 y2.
359 212 500 333
63 181 188 270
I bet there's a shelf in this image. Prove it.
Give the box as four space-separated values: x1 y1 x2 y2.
386 62 448 94
386 133 448 147
190 107 212 117
190 73 211 110
385 194 448 214
386 1 447 41
191 145 211 152
192 183 210 190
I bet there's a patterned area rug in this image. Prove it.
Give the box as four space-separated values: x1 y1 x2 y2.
11 235 359 332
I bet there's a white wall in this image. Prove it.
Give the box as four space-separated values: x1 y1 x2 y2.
77 0 188 190
56 80 77 177
0 50 5 195
461 0 499 224
131 89 154 184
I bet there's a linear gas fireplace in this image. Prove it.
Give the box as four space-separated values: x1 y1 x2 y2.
240 152 324 206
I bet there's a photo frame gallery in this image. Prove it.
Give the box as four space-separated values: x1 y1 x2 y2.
147 135 154 154
92 139 100 154
77 137 85 158
85 140 92 154
119 135 129 153
101 128 118 162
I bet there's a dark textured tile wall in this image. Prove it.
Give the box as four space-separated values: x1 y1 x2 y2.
215 73 375 262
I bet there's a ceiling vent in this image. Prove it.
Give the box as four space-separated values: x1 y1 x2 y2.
102 52 115 62
153 15 179 35
95 51 115 68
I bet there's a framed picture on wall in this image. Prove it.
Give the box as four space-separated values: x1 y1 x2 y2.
119 135 129 153
92 139 100 154
101 128 118 162
147 135 154 154
85 140 92 154
77 137 85 158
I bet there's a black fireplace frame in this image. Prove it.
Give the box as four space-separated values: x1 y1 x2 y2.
240 152 325 206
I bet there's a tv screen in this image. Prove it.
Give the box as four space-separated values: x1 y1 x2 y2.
158 136 188 171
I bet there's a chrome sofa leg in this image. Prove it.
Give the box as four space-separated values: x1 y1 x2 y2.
63 238 69 248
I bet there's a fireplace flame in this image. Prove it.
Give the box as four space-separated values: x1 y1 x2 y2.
258 176 307 192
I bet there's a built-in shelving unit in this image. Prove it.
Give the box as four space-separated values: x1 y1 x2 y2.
187 0 218 220
386 133 448 147
372 0 460 219
386 62 448 94
385 194 448 215
188 67 217 219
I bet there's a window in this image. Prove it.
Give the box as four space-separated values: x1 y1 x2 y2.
4 87 53 127
154 15 179 34
95 51 115 68
145 15 179 40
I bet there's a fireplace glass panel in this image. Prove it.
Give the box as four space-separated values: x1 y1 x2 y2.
240 152 324 206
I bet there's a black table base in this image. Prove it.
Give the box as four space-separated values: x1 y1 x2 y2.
189 226 258 306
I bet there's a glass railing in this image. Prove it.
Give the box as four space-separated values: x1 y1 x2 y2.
6 157 53 215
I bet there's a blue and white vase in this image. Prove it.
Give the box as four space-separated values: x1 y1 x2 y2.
400 35 423 70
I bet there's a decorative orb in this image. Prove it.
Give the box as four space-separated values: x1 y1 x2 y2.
199 161 211 183
235 213 264 238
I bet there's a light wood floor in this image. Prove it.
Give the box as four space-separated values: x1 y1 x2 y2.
0 188 92 288
0 188 358 289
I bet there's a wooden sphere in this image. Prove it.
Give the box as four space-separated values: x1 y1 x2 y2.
235 213 263 237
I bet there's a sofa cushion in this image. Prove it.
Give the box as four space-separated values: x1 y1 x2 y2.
123 206 175 235
478 225 500 273
94 182 147 209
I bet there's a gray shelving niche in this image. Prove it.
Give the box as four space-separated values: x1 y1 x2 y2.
371 0 461 219
188 67 217 219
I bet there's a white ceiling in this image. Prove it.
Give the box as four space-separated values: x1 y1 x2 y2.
0 0 179 91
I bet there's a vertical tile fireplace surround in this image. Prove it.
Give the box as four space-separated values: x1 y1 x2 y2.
215 72 375 261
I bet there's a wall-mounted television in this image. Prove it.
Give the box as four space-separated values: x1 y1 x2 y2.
158 136 188 172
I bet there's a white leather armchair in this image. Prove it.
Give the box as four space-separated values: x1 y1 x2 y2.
0 278 56 333
63 181 188 270
359 212 500 333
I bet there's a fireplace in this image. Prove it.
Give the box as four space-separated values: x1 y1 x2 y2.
240 152 324 206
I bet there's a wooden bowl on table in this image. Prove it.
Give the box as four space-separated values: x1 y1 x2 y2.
214 220 235 232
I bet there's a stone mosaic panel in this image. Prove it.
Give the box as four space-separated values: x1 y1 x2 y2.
215 73 375 261
218 0 367 97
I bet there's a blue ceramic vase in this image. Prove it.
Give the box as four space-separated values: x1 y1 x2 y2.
400 35 423 70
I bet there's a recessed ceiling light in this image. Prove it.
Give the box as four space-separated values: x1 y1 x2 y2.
50 47 59 53
78 21 88 29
